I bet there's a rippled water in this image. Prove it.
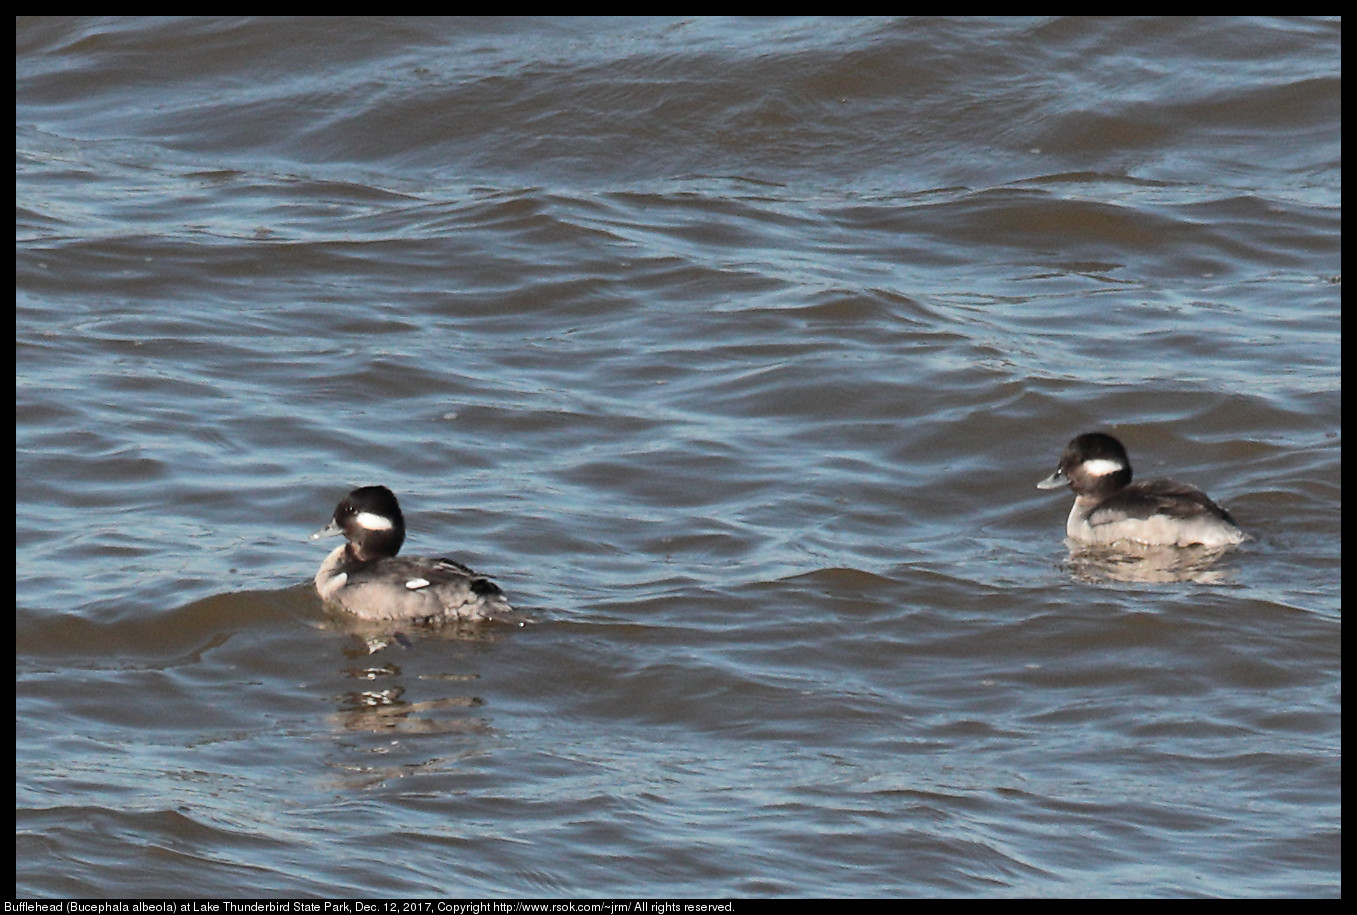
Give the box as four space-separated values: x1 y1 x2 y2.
16 17 1340 897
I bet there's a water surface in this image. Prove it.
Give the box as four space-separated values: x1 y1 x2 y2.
16 16 1341 897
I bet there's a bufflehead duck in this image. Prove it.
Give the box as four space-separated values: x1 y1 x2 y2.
1037 433 1246 547
312 485 516 623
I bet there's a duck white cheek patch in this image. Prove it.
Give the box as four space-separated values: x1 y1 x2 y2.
354 511 394 531
1082 459 1125 477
